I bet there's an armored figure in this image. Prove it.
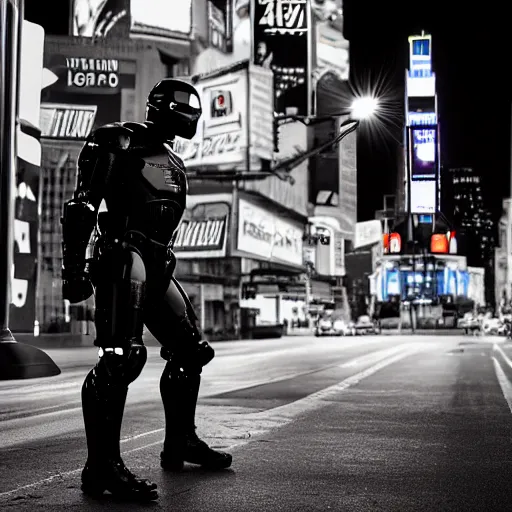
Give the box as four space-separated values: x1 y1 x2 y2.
61 79 232 501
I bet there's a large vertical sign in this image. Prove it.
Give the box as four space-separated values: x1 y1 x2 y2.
252 0 311 116
406 33 439 216
10 21 44 332
408 124 438 214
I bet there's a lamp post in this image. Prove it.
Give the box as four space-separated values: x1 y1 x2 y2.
0 0 60 379
186 96 379 184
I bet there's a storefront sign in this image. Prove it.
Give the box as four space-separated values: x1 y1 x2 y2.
173 200 231 259
252 0 311 116
66 58 119 89
174 217 227 252
40 103 97 139
237 198 303 267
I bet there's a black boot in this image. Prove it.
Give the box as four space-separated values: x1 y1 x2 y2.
81 367 158 500
160 364 232 471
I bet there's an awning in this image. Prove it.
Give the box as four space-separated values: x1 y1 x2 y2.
157 42 191 63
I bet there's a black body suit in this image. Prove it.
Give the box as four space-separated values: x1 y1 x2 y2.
61 80 232 501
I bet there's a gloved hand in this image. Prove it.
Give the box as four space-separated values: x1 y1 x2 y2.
62 267 94 304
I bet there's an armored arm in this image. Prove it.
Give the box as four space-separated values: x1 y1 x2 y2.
61 125 130 302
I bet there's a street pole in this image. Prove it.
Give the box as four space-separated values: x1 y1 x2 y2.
0 0 60 379
405 127 415 332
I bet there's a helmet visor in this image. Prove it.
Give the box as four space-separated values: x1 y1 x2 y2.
173 90 201 109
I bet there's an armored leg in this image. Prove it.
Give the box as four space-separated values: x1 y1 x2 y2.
145 277 232 471
81 246 158 500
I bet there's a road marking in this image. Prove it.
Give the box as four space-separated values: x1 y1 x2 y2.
492 343 512 414
0 440 163 499
339 343 413 367
247 345 423 424
492 357 512 414
0 343 421 499
493 343 512 370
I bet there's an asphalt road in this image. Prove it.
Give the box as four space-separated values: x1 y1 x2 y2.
1 334 512 511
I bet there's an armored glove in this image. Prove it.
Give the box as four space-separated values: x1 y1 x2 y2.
62 264 94 304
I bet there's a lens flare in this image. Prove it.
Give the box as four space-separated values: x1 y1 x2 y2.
348 63 404 151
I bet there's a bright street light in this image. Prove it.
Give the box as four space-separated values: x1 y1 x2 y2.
350 96 379 120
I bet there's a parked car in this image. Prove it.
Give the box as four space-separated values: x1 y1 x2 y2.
332 318 356 336
315 316 334 337
481 317 505 336
459 312 480 334
355 315 376 335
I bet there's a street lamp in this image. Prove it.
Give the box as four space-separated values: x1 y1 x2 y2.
186 96 378 184
351 96 379 121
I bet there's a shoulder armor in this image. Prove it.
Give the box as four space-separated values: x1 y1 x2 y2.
88 123 133 151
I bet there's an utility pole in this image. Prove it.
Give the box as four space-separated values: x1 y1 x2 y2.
0 0 60 379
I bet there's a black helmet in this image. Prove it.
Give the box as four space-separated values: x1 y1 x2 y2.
146 78 202 140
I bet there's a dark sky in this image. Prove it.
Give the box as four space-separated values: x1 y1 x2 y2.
344 0 511 221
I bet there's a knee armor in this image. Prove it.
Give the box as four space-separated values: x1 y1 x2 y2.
160 340 214 370
96 344 147 385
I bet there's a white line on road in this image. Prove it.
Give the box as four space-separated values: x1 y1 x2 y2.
0 440 163 499
492 357 512 413
248 345 423 424
493 343 512 370
492 343 512 413
339 343 413 367
0 342 422 499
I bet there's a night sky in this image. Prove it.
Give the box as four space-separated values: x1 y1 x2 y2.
344 0 511 222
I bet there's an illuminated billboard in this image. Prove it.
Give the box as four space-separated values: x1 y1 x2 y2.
131 0 192 37
408 35 432 78
72 0 129 37
173 62 274 169
410 180 436 214
252 0 312 116
411 126 436 180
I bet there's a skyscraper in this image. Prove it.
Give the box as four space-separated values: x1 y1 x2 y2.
442 167 495 266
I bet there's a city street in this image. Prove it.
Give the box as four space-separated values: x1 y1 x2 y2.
1 334 512 511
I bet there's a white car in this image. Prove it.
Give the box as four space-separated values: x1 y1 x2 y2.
332 319 356 336
355 315 376 335
481 318 505 336
315 317 333 336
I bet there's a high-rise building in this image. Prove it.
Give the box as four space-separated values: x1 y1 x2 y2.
442 167 495 266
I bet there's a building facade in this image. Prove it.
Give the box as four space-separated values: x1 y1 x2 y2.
442 167 494 265
494 198 512 308
26 0 355 335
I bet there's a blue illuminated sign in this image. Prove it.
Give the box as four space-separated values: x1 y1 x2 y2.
411 126 437 180
409 36 432 78
408 112 437 126
412 38 430 56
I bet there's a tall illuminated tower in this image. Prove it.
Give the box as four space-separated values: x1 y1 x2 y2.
404 32 440 222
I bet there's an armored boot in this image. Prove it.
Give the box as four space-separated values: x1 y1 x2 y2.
160 366 232 471
81 364 158 500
